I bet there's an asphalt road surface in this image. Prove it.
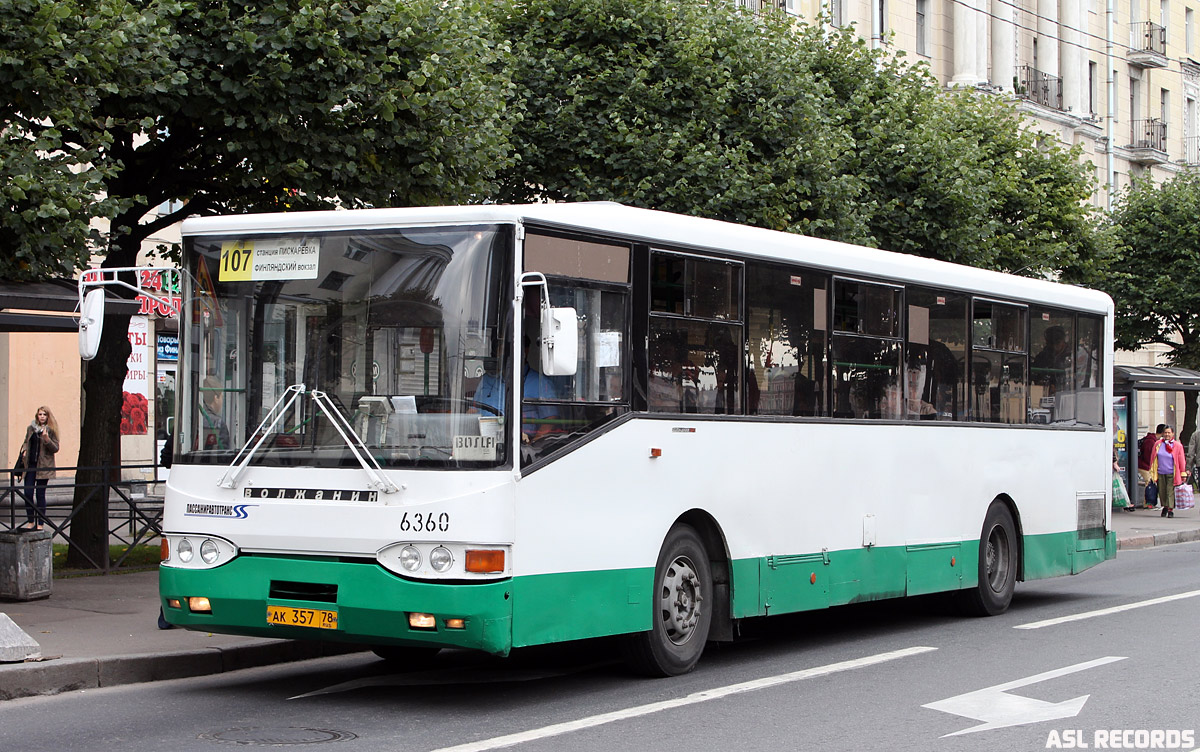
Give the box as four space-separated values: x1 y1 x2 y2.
2 541 1198 752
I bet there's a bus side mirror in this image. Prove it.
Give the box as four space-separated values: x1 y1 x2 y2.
540 306 578 376
79 288 106 360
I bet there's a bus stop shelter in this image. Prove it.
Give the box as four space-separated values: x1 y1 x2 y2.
1114 365 1200 501
0 278 137 332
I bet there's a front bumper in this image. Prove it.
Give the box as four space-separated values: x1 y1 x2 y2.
160 555 514 655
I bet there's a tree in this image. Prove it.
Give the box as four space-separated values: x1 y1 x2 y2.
806 25 1102 276
494 0 860 235
497 0 1101 278
0 0 513 567
1090 172 1200 441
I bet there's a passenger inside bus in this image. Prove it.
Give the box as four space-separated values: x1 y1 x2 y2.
198 376 231 451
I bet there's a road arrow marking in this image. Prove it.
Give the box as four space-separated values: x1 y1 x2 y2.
922 656 1127 737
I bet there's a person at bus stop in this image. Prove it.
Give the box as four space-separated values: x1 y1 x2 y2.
1187 427 1200 490
1148 425 1188 518
16 406 60 531
199 376 231 450
1138 424 1166 508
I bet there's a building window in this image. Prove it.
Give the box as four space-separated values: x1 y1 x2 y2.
1089 62 1098 116
916 0 928 56
1162 88 1171 124
827 0 844 27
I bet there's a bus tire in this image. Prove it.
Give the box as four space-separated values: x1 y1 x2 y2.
370 645 441 668
623 524 713 677
959 502 1017 616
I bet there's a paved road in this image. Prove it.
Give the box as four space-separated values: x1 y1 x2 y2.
1 541 1197 752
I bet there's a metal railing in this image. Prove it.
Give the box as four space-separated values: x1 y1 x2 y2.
1185 135 1200 165
1015 65 1064 110
1129 118 1168 151
2 463 163 573
1131 21 1167 55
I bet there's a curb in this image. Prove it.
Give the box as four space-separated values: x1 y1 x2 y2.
0 639 365 701
1117 528 1200 551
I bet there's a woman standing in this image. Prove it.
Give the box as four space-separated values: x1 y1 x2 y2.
16 406 60 530
1149 424 1188 519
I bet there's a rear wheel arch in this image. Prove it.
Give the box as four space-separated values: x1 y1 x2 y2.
676 509 733 642
993 493 1025 582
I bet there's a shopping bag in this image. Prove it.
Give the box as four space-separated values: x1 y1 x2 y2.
1112 475 1131 508
1145 481 1158 507
1175 483 1195 510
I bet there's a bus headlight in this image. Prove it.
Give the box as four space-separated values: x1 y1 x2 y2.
200 539 221 565
162 534 237 570
399 545 422 572
430 547 454 573
376 542 510 580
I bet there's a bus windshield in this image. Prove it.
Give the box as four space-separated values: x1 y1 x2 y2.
179 224 513 469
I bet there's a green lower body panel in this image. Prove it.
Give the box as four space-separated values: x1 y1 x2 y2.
510 567 653 648
1022 529 1117 579
729 529 1115 619
160 557 515 655
160 529 1116 656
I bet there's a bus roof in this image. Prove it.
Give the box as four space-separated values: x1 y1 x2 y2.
181 203 1112 315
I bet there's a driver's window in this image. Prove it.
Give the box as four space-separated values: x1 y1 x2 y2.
521 231 632 466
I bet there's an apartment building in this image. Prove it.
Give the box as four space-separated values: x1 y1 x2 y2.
755 0 1199 209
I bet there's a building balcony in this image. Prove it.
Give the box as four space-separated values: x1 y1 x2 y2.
1014 66 1063 111
1127 119 1169 164
1128 22 1168 68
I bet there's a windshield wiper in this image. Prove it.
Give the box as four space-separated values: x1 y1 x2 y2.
217 384 399 495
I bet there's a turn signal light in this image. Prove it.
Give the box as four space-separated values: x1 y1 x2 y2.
160 539 170 562
445 618 466 629
465 549 505 573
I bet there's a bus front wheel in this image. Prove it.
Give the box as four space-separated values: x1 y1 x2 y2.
623 524 713 677
960 503 1017 616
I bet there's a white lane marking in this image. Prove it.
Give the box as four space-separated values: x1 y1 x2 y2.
429 645 937 752
922 656 1127 737
1015 588 1200 630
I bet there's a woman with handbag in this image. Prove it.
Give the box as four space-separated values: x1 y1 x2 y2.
1149 424 1188 519
16 406 60 530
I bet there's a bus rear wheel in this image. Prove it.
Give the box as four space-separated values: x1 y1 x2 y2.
959 503 1017 616
623 524 713 677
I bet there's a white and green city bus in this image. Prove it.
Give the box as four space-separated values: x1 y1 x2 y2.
155 203 1114 676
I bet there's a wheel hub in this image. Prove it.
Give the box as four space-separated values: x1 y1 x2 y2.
660 556 703 645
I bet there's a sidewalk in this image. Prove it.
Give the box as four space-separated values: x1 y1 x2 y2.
1 507 1198 702
0 568 360 701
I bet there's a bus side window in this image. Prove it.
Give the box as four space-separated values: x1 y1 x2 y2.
744 263 828 417
906 288 968 420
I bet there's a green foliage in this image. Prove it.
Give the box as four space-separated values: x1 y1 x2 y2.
497 0 1101 278
495 0 857 234
811 27 1102 275
1096 172 1200 366
0 0 514 274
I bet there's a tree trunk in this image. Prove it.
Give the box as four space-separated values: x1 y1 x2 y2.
65 306 133 569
